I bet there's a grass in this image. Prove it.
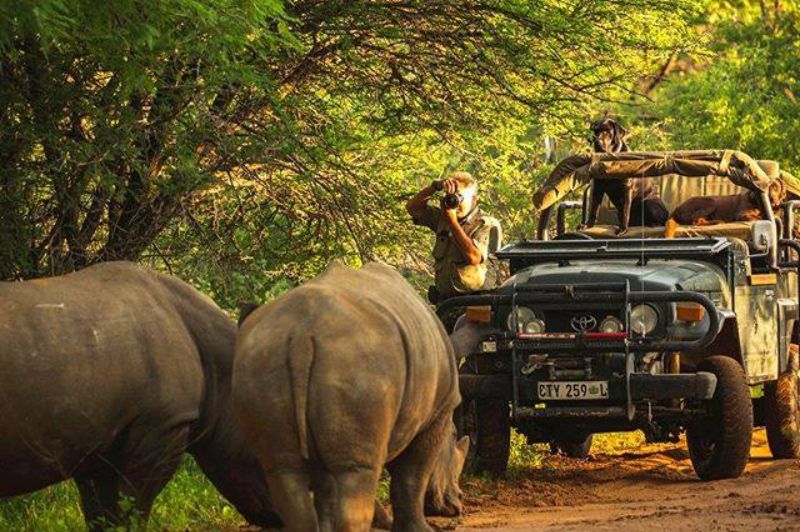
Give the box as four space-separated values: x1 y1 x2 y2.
1 432 645 530
0 457 244 531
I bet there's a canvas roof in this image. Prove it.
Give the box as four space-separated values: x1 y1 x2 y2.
531 150 773 213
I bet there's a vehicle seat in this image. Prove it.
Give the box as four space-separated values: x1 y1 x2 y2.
594 174 744 225
588 174 755 239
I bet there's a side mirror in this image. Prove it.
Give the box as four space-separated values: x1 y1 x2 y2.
751 220 775 252
781 199 800 239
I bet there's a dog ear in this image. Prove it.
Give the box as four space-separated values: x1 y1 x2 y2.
588 119 601 146
613 121 628 141
769 179 787 205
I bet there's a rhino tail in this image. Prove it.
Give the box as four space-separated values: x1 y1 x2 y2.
288 334 315 460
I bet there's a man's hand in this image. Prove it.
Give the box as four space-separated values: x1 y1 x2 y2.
444 206 459 224
432 179 458 194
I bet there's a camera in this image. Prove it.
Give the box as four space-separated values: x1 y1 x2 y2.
442 193 463 209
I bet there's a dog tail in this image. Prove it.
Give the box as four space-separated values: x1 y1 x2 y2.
664 218 678 238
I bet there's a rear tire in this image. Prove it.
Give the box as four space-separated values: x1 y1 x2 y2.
551 433 593 458
764 345 800 458
458 398 510 477
686 356 753 481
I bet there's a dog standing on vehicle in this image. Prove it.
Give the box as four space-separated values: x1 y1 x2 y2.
584 118 669 232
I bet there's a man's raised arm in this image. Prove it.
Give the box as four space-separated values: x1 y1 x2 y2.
406 179 456 217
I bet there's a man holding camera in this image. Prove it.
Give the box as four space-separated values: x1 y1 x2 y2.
406 172 502 307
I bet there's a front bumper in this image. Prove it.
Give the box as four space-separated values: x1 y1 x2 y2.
460 372 717 404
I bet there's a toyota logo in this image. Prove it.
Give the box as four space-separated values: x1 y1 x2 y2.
571 314 597 332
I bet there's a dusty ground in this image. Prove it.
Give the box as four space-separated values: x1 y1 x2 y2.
439 429 800 531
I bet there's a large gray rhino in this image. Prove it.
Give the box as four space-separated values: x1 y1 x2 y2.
0 262 280 530
234 262 469 532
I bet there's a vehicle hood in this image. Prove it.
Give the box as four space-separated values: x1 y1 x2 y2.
503 259 730 302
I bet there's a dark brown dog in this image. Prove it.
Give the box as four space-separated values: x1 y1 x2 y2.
669 180 786 227
585 118 669 232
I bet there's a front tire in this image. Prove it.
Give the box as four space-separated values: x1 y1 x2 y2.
458 398 510 477
686 356 753 480
764 345 800 458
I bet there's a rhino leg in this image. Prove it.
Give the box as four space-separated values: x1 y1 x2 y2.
371 500 393 530
311 470 336 530
75 466 124 532
387 414 450 532
77 422 190 531
311 467 381 532
263 465 317 531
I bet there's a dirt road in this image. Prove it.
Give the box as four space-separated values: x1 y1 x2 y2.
446 429 800 531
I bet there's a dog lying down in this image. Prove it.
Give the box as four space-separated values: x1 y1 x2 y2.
665 180 786 238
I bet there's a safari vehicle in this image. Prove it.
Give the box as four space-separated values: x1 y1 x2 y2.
442 150 800 480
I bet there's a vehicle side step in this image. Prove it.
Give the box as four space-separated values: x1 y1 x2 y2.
629 372 717 401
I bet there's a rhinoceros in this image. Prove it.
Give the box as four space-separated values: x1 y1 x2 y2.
233 262 469 532
0 262 280 530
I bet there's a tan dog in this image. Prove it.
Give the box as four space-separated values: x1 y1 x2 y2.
665 180 786 237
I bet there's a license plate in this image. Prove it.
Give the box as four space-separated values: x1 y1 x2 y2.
537 381 609 400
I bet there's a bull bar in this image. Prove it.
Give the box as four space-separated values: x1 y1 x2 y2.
437 283 721 352
439 284 722 420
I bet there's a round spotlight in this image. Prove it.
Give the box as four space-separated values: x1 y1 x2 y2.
507 306 536 331
630 304 658 336
523 318 546 334
599 316 624 334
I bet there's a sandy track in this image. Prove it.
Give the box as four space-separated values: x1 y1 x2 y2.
445 429 800 531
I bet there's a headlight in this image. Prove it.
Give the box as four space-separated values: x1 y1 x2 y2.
599 315 624 333
630 304 658 336
523 318 546 334
507 306 541 332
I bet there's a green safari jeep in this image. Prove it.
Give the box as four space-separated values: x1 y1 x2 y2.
442 150 800 480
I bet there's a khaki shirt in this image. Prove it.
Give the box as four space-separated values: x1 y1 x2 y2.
413 205 496 299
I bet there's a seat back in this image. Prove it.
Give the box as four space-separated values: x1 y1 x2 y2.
595 174 744 224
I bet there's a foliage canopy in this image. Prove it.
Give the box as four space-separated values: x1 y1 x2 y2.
1 1 698 306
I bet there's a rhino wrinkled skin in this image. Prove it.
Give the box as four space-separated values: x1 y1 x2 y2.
234 262 469 532
0 262 280 530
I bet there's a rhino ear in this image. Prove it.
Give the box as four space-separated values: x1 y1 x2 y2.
238 302 260 328
456 435 470 456
454 436 470 477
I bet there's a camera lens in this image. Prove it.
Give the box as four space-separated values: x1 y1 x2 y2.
443 193 461 209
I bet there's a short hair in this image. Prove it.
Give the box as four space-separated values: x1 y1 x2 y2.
450 171 478 193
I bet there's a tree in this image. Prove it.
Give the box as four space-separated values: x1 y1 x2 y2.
646 1 800 170
0 1 698 296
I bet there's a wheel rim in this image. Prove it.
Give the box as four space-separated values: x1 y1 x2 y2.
691 425 717 461
688 407 722 466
